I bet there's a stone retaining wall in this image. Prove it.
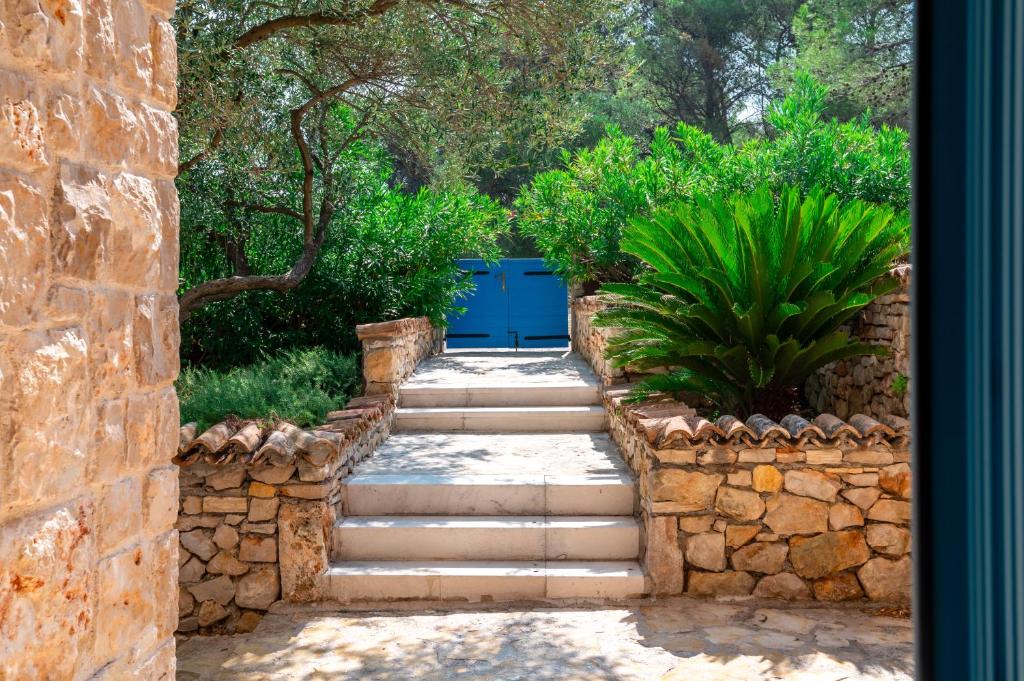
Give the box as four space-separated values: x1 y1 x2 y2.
174 398 394 635
571 296 627 385
1 1 180 678
357 316 444 396
805 266 912 419
605 390 912 603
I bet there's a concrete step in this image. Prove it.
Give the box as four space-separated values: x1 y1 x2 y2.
343 473 635 516
333 516 640 561
399 383 601 408
325 560 647 602
394 406 606 433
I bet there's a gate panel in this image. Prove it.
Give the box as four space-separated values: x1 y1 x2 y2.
506 259 569 348
446 259 509 348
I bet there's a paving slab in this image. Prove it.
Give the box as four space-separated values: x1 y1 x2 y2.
403 350 600 388
176 599 914 680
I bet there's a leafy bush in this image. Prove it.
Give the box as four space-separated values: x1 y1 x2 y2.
177 348 361 430
595 185 910 417
180 144 507 370
516 74 910 288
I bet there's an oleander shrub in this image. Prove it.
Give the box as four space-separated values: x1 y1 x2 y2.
595 185 911 417
516 73 910 289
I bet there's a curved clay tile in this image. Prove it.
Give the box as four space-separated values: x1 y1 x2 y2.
779 414 826 441
813 414 860 439
178 422 198 454
847 414 896 439
187 422 233 458
296 430 343 466
878 414 911 435
745 414 789 442
220 422 262 461
254 423 302 466
639 417 670 445
716 415 755 443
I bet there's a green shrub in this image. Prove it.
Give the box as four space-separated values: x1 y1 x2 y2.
180 146 507 370
890 373 910 396
516 73 910 288
595 185 910 417
177 348 361 430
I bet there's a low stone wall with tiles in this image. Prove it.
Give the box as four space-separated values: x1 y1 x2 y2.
357 316 444 396
806 265 912 419
173 395 394 635
605 389 912 603
571 295 628 385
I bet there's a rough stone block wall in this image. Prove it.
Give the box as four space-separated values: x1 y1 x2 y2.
570 296 627 385
806 266 912 418
357 316 443 395
605 393 912 603
0 0 180 677
174 402 393 635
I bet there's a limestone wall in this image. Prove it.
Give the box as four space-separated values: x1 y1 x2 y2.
174 397 394 635
357 317 444 396
605 390 912 603
0 1 180 678
570 296 627 385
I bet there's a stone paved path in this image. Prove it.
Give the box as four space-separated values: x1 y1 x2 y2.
176 599 913 680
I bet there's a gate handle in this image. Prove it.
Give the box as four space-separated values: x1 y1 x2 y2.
500 271 506 293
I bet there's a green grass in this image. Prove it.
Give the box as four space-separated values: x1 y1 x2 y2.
177 348 361 431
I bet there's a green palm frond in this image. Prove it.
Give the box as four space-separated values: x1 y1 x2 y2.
594 184 910 415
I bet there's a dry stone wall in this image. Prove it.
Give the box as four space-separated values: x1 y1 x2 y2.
1 1 180 678
571 296 627 385
605 390 912 603
174 396 394 635
357 317 444 396
806 265 912 419
173 317 438 635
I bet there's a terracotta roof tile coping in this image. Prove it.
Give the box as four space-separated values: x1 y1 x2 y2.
174 394 394 467
608 394 910 450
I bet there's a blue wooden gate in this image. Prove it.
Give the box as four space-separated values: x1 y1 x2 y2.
446 258 568 348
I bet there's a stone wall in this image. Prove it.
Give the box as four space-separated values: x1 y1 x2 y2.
0 1 180 678
174 397 394 635
806 265 912 419
357 316 444 396
605 390 912 603
571 296 627 385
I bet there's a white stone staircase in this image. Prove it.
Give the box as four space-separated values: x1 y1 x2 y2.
328 350 647 603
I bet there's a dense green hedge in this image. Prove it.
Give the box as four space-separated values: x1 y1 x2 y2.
177 348 361 431
515 74 911 289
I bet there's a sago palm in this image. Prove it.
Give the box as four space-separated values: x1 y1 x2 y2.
595 185 910 416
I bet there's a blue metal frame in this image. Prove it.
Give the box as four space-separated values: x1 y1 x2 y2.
446 258 568 348
916 1 1024 678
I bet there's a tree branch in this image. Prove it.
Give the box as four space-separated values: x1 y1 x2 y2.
233 1 402 49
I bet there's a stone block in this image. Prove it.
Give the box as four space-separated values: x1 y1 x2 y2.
731 541 788 574
203 496 248 514
248 481 277 498
726 470 752 487
248 497 280 522
867 499 912 524
144 467 179 535
197 600 229 626
0 501 95 680
280 483 330 500
783 469 841 502
812 572 864 601
235 566 281 610
765 493 827 536
178 556 206 583
205 466 246 491
180 530 216 561
0 69 48 172
879 463 912 498
182 496 202 515
179 586 195 618
725 524 760 548
51 162 110 281
249 465 296 484
685 532 726 572
737 448 775 463
699 449 737 465
686 570 755 596
187 575 236 606
865 523 912 556
714 486 765 521
751 465 783 493
98 476 142 554
857 556 912 602
278 502 332 601
805 449 843 465
842 487 882 511
844 449 894 465
0 171 48 327
753 573 811 600
788 531 871 579
213 524 239 550
133 293 178 385
239 535 277 563
828 503 864 530
95 546 151 665
207 551 249 577
677 515 714 534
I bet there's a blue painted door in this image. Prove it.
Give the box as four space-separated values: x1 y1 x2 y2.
446 258 568 348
